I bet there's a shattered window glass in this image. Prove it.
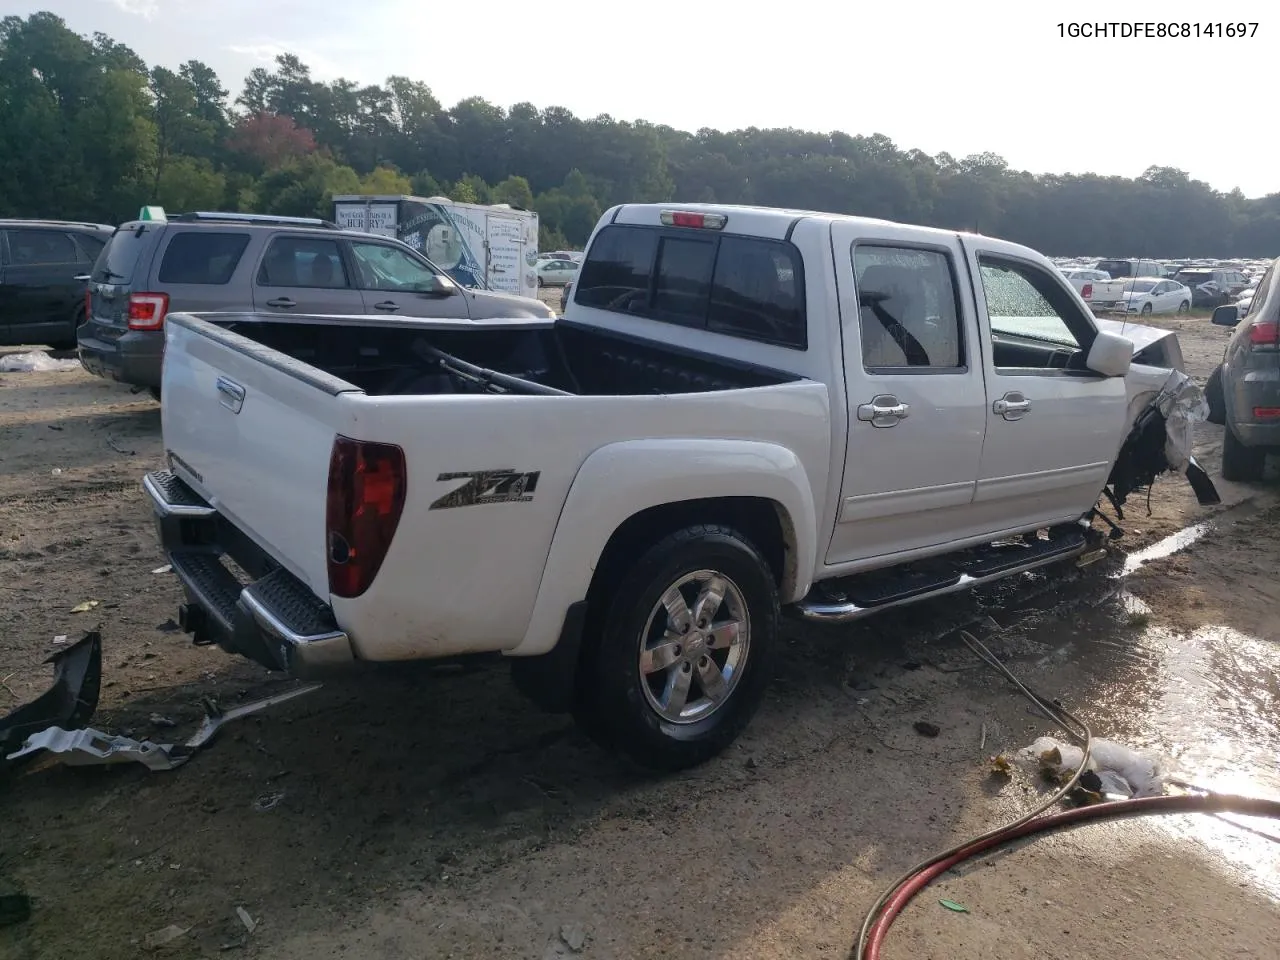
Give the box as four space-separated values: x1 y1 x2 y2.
978 261 1081 349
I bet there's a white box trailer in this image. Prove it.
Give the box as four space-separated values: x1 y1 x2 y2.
332 194 540 299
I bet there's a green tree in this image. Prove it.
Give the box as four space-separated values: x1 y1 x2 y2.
491 175 534 208
358 165 412 195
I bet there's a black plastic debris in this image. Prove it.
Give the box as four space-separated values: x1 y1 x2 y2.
0 631 102 773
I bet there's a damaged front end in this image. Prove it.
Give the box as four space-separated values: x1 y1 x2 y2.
1105 368 1221 518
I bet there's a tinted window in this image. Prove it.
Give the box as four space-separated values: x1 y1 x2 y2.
574 226 656 312
709 237 804 347
257 237 349 289
1245 264 1274 319
978 257 1088 358
75 234 106 261
653 237 715 321
158 232 250 285
349 241 439 291
8 229 78 265
853 245 963 369
1097 260 1132 279
96 227 149 283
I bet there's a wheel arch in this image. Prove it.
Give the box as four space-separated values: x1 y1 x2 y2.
507 438 817 659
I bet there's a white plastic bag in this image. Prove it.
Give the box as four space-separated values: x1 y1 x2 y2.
1019 735 1164 798
0 351 81 373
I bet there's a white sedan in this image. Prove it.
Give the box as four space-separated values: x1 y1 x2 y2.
1120 277 1193 315
535 258 579 287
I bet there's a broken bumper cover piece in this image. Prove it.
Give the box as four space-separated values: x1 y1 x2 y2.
142 470 355 677
0 631 102 772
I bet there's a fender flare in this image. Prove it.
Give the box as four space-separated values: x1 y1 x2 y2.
508 437 818 657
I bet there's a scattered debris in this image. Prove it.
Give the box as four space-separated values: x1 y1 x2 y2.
0 351 81 373
251 791 285 812
938 899 969 913
913 721 941 738
106 436 135 456
745 756 758 770
236 906 257 934
0 891 32 928
152 564 172 575
70 599 100 614
1018 736 1164 798
144 924 189 949
559 924 587 952
989 754 1013 776
0 631 101 770
980 722 988 751
50 467 62 476
52 635 69 644
7 726 188 771
187 683 322 751
149 713 177 729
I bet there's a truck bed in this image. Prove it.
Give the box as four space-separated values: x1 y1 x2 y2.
209 313 800 397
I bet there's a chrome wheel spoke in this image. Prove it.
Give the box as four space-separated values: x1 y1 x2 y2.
695 657 728 703
640 636 684 675
664 664 693 716
661 586 693 633
706 619 742 651
692 576 726 627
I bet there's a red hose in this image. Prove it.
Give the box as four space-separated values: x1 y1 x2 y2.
864 792 1280 960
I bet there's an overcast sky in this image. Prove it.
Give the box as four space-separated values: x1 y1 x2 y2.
16 0 1276 197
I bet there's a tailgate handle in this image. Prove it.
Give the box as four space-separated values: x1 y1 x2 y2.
373 300 401 312
266 297 296 308
216 376 245 414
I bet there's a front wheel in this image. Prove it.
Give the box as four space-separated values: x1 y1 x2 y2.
574 524 778 771
1222 426 1265 482
1178 300 1190 314
1141 302 1153 315
536 276 545 288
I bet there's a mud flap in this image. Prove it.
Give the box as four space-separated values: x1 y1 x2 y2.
0 631 102 773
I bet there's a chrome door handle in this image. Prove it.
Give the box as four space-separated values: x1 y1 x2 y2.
216 376 245 414
373 300 400 312
857 394 910 428
266 297 296 308
993 392 1031 420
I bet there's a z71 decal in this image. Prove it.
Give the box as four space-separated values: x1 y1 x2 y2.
430 470 540 510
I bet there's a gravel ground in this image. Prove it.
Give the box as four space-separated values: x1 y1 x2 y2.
2 311 1277 960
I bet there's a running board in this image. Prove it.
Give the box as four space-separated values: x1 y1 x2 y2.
791 527 1090 624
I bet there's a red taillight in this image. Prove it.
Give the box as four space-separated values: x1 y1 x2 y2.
127 292 169 330
659 210 728 230
1254 408 1280 419
325 436 407 599
1082 283 1093 300
83 286 91 321
1248 320 1279 347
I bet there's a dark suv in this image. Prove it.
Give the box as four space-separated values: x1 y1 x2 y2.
0 219 114 348
1173 267 1251 308
78 210 555 394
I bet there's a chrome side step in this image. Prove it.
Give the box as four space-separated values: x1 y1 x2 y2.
791 532 1091 625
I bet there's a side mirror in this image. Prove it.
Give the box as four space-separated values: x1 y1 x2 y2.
1086 329 1133 377
423 275 457 296
1211 305 1240 326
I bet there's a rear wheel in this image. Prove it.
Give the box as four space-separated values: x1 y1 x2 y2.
50 306 84 351
1205 365 1226 425
1178 300 1190 314
573 524 778 771
537 276 545 288
1222 426 1265 482
1141 302 1153 315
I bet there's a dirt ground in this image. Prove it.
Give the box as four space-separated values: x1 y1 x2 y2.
2 312 1278 960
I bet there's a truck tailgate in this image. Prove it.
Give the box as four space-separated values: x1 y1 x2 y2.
160 313 358 596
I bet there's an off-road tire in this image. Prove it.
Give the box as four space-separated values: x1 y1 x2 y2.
1222 425 1265 482
1205 365 1226 425
572 524 778 771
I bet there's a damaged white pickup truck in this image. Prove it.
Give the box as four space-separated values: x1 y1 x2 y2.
143 203 1218 770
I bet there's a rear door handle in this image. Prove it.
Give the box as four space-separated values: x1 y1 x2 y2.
372 300 401 312
73 274 91 282
216 376 245 414
856 394 910 428
266 297 296 308
993 392 1031 420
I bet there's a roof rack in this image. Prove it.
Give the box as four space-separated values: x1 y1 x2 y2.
169 211 341 229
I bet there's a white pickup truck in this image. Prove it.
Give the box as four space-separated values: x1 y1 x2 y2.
143 203 1218 770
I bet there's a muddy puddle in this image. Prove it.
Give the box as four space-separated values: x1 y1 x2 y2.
977 523 1280 902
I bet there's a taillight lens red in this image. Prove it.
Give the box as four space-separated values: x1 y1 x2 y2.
1248 320 1278 348
326 436 407 599
1082 283 1093 300
83 286 91 323
127 292 169 330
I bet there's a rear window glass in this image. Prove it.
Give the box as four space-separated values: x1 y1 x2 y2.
574 226 656 312
1177 271 1212 284
576 224 807 348
1096 260 1133 278
95 227 150 283
158 232 250 285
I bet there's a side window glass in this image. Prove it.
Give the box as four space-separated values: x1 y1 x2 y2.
574 225 656 313
349 242 439 291
158 232 250 284
257 237 349 289
852 245 963 369
75 234 106 263
708 236 806 348
8 229 78 265
1245 265 1273 318
977 257 1091 368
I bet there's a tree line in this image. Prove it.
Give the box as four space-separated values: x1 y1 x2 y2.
2 11 1277 256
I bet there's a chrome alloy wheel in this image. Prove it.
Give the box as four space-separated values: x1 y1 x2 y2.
638 569 750 724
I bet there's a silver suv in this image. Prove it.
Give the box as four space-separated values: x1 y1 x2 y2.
78 210 554 395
